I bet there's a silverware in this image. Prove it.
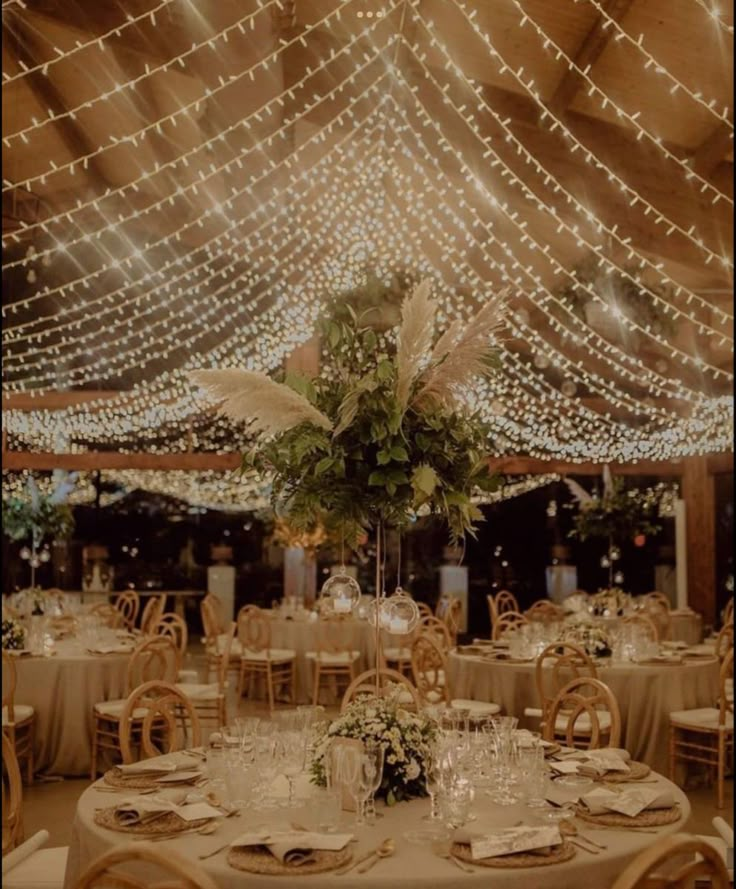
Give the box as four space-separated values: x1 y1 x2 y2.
198 841 231 860
334 839 393 876
438 850 474 873
570 838 600 855
356 839 396 873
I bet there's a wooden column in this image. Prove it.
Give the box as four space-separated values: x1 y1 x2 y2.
681 456 717 625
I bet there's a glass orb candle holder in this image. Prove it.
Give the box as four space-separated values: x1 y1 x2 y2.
365 597 393 630
384 587 421 636
317 569 361 617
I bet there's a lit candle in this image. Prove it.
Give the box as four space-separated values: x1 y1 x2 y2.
389 617 409 634
333 598 351 614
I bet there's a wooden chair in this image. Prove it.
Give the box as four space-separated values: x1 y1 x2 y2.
669 648 734 809
723 598 734 627
153 613 188 668
492 611 528 641
643 591 671 611
715 622 733 662
2 733 68 888
417 602 434 620
306 618 360 706
531 642 598 730
112 591 140 630
487 590 519 635
176 622 234 730
119 680 201 763
525 599 565 623
341 667 421 712
418 615 453 651
140 594 167 635
610 833 730 889
410 635 501 718
74 842 220 889
201 597 240 681
643 599 672 642
237 609 296 711
87 602 123 629
622 612 660 643
381 626 418 677
202 593 225 634
543 677 622 750
90 635 179 778
442 597 463 643
2 653 35 784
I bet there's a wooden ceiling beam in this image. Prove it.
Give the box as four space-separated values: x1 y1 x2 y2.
487 456 687 476
547 0 636 115
691 121 734 178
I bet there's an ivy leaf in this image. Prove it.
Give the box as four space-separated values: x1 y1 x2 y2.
368 471 386 486
390 445 409 462
377 449 392 466
411 464 438 499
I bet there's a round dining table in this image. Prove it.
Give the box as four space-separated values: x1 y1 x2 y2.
448 650 720 774
63 752 690 889
12 637 132 777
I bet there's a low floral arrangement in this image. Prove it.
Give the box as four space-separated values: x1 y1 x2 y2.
1 617 25 650
310 693 436 805
588 587 631 618
8 587 59 617
562 620 612 658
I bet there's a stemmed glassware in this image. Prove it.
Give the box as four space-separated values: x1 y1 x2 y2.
422 746 443 822
277 730 304 808
362 743 385 823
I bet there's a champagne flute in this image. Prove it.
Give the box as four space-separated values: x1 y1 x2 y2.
422 746 442 822
362 743 385 823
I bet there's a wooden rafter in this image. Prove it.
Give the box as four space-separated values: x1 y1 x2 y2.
691 121 734 178
547 0 636 114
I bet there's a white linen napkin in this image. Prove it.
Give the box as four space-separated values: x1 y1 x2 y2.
230 830 352 866
453 826 563 861
575 750 631 777
580 786 674 817
116 760 180 776
113 795 223 826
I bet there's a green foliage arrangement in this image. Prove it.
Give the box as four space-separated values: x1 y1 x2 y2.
566 475 667 545
191 278 506 545
2 476 74 546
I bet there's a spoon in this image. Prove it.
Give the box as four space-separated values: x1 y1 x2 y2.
334 838 393 875
146 821 219 843
560 819 608 850
357 838 396 873
437 849 475 873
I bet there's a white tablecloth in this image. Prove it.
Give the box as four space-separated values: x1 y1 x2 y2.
448 652 720 773
12 639 130 776
63 754 691 889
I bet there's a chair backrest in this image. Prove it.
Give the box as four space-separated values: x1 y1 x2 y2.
215 622 236 692
565 589 589 599
119 680 201 764
418 615 453 651
316 617 356 654
526 599 565 623
496 590 519 615
621 613 660 643
74 842 221 889
723 598 734 627
543 677 621 750
2 651 17 722
715 622 734 661
535 642 598 723
126 635 179 692
341 668 421 712
113 591 140 630
720 648 734 726
417 602 434 620
237 608 271 655
88 602 123 629
492 611 528 641
487 593 498 630
442 597 463 640
202 593 225 635
2 732 22 855
642 597 671 641
411 635 449 706
140 594 167 635
642 591 671 611
610 833 730 889
154 612 188 666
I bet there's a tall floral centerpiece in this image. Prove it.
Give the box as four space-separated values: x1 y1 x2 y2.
565 468 670 588
190 276 505 802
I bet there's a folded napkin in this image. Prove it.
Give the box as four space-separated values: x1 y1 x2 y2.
633 654 682 665
230 831 352 866
580 786 674 817
155 770 203 785
87 644 133 654
662 641 688 650
116 760 180 776
558 750 631 777
454 826 563 861
113 795 224 826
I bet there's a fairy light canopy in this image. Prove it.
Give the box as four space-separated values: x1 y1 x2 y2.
1 0 733 475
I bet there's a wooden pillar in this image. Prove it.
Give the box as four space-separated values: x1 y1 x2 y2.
681 456 717 625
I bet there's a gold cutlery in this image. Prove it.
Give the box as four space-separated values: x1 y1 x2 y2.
334 839 393 876
356 839 396 873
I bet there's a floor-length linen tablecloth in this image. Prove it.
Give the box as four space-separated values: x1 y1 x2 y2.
448 652 720 773
12 639 129 776
64 757 690 889
668 610 703 645
265 614 398 704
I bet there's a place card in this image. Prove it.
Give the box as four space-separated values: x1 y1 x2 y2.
469 826 562 860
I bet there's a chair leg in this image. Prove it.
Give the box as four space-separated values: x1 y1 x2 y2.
266 664 275 712
312 663 320 707
91 718 99 780
289 663 295 705
717 731 725 809
668 725 676 783
26 722 34 784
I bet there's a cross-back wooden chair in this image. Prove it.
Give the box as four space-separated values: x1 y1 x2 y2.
139 594 167 635
411 635 449 706
341 667 421 712
669 647 734 809
621 612 660 643
417 602 434 620
201 597 240 682
87 602 123 629
610 833 730 889
113 591 140 630
381 625 419 678
543 677 622 750
525 599 565 623
2 652 35 784
119 680 201 764
643 591 671 610
306 617 360 706
492 610 528 641
723 598 734 627
237 608 296 710
715 622 734 662
531 642 598 730
2 731 23 854
74 843 220 889
202 593 225 633
153 612 188 669
176 621 234 730
442 597 463 644
418 615 453 651
91 635 179 778
496 590 519 615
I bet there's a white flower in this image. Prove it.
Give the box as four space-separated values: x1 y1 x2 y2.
405 759 421 780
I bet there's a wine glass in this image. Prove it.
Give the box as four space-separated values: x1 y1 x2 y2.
277 731 304 807
362 743 385 823
422 746 443 822
334 747 368 826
